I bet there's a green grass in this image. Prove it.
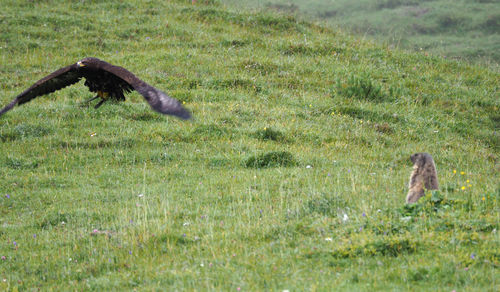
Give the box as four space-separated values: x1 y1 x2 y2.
0 0 499 290
225 0 500 68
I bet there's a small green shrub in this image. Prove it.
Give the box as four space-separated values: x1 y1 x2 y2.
148 233 194 248
252 127 287 142
220 39 249 48
14 124 51 137
399 191 465 217
208 157 231 167
305 195 348 216
39 211 70 229
245 151 296 168
309 236 418 259
0 124 52 141
4 157 39 169
126 112 163 122
190 124 229 139
336 74 388 102
336 106 400 123
374 122 393 134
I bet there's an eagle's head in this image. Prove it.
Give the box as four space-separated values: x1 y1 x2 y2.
77 57 101 68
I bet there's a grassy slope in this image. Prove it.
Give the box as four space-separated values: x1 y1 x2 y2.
225 0 500 67
0 0 498 290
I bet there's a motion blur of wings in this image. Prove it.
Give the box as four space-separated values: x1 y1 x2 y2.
0 57 191 120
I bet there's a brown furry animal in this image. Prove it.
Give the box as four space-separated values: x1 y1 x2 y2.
406 152 439 203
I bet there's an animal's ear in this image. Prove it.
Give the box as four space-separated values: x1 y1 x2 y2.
410 154 416 164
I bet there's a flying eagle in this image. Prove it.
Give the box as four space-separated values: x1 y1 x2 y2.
0 57 191 119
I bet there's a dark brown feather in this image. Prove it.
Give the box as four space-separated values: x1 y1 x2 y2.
0 65 82 116
17 65 82 105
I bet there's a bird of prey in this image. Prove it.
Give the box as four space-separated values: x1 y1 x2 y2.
0 57 191 119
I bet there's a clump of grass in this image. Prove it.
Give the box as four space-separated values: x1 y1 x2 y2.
252 127 287 142
245 151 296 168
335 106 400 123
206 78 261 92
0 124 52 141
279 43 339 56
240 60 279 75
189 124 229 140
220 39 249 48
208 156 231 167
307 236 418 259
398 190 464 217
126 112 164 122
374 122 393 134
305 194 348 217
148 233 194 248
4 157 39 169
39 211 70 229
336 74 387 102
13 124 51 138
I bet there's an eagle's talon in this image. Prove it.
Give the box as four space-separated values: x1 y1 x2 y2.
94 99 107 109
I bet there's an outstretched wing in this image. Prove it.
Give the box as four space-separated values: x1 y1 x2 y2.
0 64 82 117
97 62 191 120
134 82 191 119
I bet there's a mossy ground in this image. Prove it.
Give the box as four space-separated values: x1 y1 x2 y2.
0 0 498 290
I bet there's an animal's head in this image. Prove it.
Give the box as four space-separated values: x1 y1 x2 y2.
77 57 102 68
410 152 432 166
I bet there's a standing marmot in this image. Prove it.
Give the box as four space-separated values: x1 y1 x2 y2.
406 152 439 203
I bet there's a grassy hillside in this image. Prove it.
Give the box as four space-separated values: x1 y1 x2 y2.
0 0 498 290
225 0 500 67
